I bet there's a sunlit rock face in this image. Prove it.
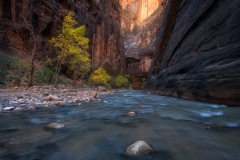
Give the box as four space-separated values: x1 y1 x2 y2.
146 0 240 106
120 0 167 88
138 0 161 23
120 0 167 76
0 0 125 74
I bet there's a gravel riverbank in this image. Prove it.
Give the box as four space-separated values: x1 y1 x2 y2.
0 85 114 112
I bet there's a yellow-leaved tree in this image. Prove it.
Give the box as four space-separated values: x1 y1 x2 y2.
50 11 90 86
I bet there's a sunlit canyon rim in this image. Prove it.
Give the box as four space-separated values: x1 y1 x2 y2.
0 0 240 106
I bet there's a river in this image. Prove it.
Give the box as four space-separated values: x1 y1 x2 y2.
0 91 240 160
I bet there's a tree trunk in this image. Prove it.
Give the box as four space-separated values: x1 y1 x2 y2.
27 40 37 88
54 53 63 87
72 71 77 88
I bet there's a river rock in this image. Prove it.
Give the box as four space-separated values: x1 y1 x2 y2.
10 101 19 104
46 123 64 129
51 101 64 106
28 106 35 110
125 141 153 156
42 95 60 101
206 125 226 129
3 107 15 111
98 86 107 92
127 112 136 117
89 91 98 99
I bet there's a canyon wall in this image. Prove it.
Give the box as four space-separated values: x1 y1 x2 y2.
0 0 124 74
146 0 240 106
120 0 167 88
121 0 167 74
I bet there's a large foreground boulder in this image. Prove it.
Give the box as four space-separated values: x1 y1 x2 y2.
125 140 153 156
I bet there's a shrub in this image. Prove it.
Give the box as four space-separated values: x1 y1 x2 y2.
114 75 130 88
34 66 55 84
0 51 31 85
89 67 111 86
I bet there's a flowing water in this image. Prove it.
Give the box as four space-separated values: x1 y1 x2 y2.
0 91 240 160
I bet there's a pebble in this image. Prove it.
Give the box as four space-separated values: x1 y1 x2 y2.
10 101 18 104
28 106 35 110
46 123 65 129
4 107 15 111
0 85 113 112
51 101 64 106
42 95 60 101
98 86 107 92
127 112 136 117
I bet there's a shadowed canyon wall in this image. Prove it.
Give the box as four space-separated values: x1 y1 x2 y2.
146 0 240 106
0 0 124 74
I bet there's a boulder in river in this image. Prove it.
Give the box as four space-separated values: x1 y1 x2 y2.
127 112 136 117
125 140 153 156
46 123 64 129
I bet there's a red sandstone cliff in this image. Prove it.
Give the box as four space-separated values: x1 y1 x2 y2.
0 0 125 74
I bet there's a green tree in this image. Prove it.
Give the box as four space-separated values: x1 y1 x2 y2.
89 67 111 86
50 11 90 86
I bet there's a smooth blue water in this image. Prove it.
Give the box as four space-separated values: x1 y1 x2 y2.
0 91 240 160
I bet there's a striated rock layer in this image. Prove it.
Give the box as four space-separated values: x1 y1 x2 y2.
146 0 240 106
0 0 124 74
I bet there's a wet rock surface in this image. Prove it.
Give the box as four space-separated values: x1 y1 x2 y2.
125 140 153 156
46 123 64 129
0 85 114 112
127 111 136 117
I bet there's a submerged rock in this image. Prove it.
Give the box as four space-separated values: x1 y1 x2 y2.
125 140 153 156
127 112 136 117
46 123 64 129
206 125 226 129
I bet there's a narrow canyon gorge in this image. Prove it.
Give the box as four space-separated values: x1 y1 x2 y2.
0 1 240 159
0 0 239 106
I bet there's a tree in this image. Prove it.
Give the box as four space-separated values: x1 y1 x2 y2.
50 12 90 86
89 67 111 86
20 1 42 87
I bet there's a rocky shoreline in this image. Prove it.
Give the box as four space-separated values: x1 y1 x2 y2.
0 85 114 113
